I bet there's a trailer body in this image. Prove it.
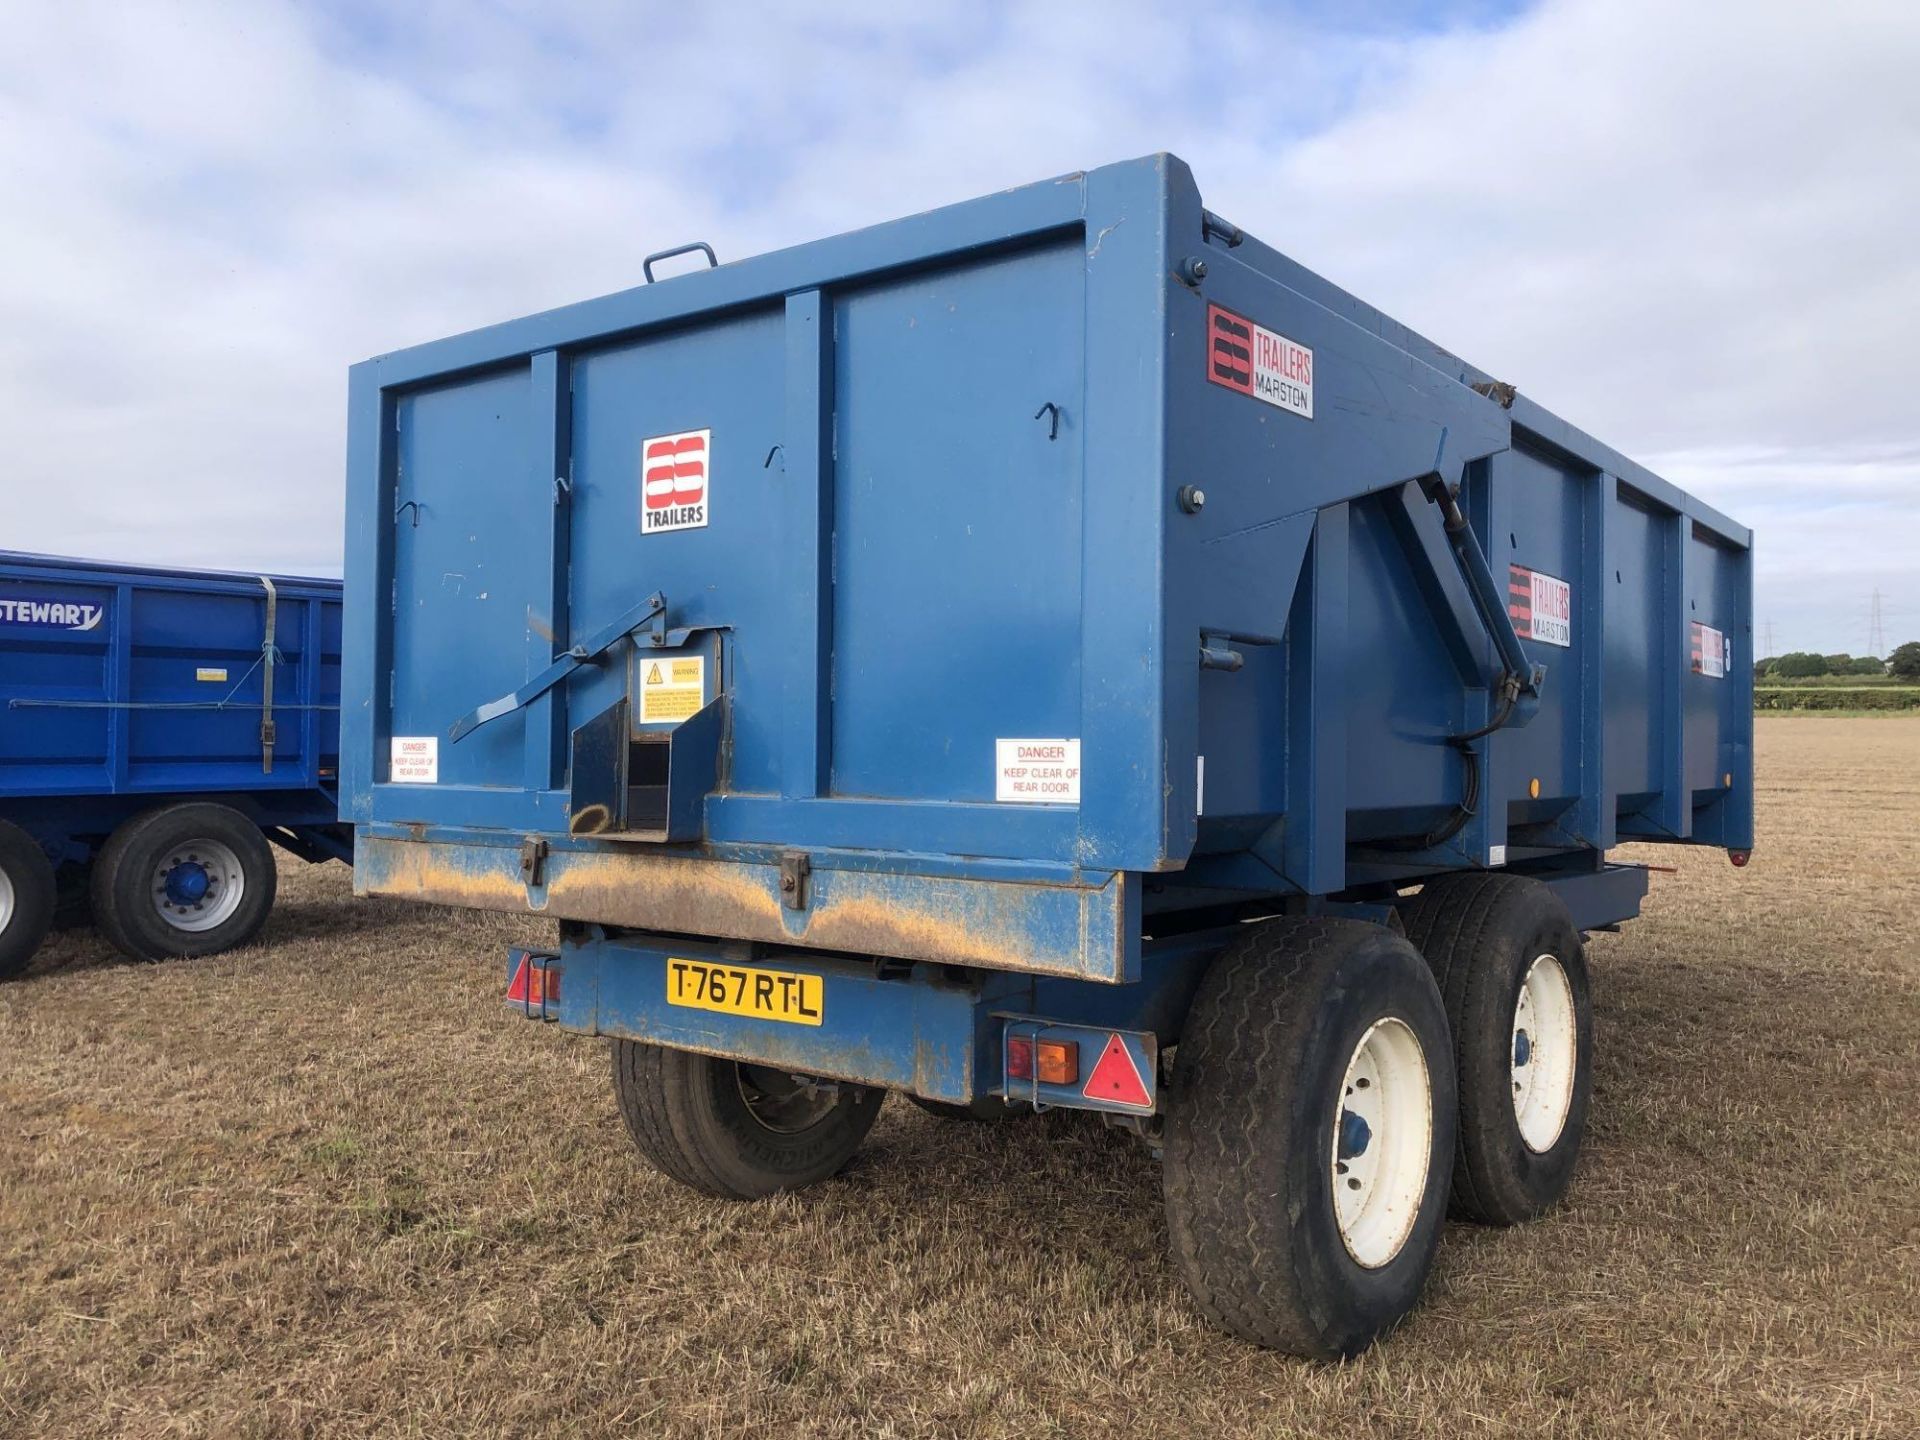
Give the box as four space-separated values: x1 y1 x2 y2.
341 152 1751 1353
0 552 346 971
344 152 1750 985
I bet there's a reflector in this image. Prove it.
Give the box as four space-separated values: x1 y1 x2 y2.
1082 1033 1151 1109
505 955 558 1007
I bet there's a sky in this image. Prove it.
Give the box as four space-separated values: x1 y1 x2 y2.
1 0 1915 657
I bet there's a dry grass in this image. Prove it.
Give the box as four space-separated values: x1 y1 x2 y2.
3 717 1917 1438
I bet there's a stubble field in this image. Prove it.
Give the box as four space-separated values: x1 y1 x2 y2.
2 716 1916 1438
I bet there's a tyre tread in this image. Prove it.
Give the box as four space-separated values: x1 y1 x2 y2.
1163 917 1453 1357
1403 872 1588 1224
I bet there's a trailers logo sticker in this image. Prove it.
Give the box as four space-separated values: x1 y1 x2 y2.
641 428 710 534
0 597 104 631
1508 565 1572 648
1691 622 1728 679
1205 303 1313 419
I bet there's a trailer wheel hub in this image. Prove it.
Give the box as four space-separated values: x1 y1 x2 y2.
151 840 246 933
1337 1107 1372 1161
1332 1017 1433 1269
735 1065 845 1135
164 862 210 906
1511 954 1578 1153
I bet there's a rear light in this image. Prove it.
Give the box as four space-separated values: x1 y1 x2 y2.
1007 1037 1079 1086
1006 1037 1033 1080
1037 1040 1078 1085
1729 849 1751 868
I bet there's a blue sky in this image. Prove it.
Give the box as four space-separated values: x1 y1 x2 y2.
2 0 1915 655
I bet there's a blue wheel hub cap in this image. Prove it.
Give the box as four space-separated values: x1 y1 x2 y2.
1338 1107 1373 1161
1513 1029 1532 1068
164 861 212 906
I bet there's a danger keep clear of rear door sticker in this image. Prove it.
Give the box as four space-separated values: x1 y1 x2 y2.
1205 303 1314 419
1508 564 1572 648
390 736 438 783
1691 622 1729 678
996 739 1081 804
641 428 710 534
640 654 706 723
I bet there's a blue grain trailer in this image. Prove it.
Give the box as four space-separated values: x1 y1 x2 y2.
342 155 1752 1357
0 553 348 975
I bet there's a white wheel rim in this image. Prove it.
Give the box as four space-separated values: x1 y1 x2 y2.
0 866 14 934
1332 1017 1433 1269
1511 954 1578 1152
150 839 246 933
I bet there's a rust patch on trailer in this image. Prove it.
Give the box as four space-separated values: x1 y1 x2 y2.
354 835 1125 980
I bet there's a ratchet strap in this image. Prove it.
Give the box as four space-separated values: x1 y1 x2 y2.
259 576 277 773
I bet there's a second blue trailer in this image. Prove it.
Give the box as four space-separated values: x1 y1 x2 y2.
0 552 347 975
341 154 1753 1358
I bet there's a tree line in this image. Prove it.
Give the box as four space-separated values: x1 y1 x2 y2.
1754 642 1920 679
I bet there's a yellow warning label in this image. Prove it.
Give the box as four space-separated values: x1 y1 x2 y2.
195 667 228 683
639 653 706 723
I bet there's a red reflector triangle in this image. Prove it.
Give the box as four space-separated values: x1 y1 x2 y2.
1083 1033 1151 1108
505 956 534 1004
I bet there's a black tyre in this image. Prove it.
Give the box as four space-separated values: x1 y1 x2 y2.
1163 918 1456 1359
1403 873 1591 1226
611 1040 885 1199
90 803 278 963
908 1093 1029 1122
0 819 57 980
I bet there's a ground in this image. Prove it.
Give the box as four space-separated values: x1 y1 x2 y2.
2 717 1916 1438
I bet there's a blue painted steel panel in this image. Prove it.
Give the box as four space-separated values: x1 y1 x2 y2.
344 153 1754 989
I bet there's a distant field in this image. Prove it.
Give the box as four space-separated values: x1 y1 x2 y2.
3 718 1917 1438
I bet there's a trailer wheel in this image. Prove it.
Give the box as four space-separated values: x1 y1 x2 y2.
1403 873 1591 1226
908 1094 1029 1122
90 803 278 963
611 1040 885 1200
0 820 57 980
1162 918 1456 1358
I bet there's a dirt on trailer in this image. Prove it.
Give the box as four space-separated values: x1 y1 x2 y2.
3 716 1917 1439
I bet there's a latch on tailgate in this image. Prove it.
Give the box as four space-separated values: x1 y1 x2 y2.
779 853 811 911
448 591 723 744
449 592 672 742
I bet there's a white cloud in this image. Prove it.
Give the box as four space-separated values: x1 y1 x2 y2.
1 0 1913 652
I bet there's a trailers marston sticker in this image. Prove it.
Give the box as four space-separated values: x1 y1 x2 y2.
996 738 1081 804
0 597 104 631
1205 303 1314 419
1691 621 1729 679
1508 564 1572 648
641 428 710 534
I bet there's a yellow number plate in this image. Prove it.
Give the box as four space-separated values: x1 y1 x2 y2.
666 958 823 1026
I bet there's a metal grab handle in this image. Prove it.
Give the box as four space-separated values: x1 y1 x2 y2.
642 241 718 283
